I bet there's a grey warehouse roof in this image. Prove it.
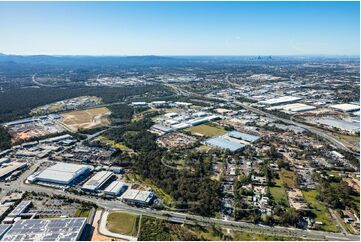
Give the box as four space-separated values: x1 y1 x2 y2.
205 137 245 152
227 131 260 142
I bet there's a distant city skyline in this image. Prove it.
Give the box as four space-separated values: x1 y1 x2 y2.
0 1 359 56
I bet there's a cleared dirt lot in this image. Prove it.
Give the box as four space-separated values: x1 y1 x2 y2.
60 107 110 132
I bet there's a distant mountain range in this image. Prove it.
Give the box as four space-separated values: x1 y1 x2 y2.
0 53 358 66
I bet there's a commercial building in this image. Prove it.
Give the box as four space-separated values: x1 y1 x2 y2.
121 189 154 205
28 162 93 186
259 96 302 106
81 171 113 192
1 218 86 241
329 103 360 113
104 181 128 196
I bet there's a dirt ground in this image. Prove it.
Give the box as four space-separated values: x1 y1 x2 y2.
60 107 110 132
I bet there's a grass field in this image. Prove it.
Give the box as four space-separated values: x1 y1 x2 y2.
302 190 339 232
186 124 226 137
280 169 297 189
74 209 90 218
269 177 288 206
97 136 129 150
106 212 140 237
60 107 110 132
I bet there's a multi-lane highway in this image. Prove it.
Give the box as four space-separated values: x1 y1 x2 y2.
0 179 359 241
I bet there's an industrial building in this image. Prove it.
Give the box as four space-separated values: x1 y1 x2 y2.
227 131 260 143
1 218 86 241
329 103 360 113
81 171 113 192
259 96 302 106
205 137 245 152
0 162 27 180
0 225 11 240
121 189 154 205
274 103 317 113
104 181 128 196
8 200 32 217
28 162 93 186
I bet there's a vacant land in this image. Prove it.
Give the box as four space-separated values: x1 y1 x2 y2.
60 107 110 132
269 177 288 206
302 190 339 232
97 136 129 150
280 169 297 189
186 124 226 137
232 231 303 241
139 216 220 241
106 212 140 237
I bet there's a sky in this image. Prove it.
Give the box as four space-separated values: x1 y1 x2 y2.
0 1 359 56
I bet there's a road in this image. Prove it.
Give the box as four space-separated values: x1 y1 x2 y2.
0 179 359 241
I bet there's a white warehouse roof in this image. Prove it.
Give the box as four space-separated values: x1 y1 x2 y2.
33 162 93 185
104 181 128 196
81 171 113 191
330 103 360 112
259 96 302 105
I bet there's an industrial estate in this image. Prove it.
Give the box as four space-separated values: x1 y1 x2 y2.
0 53 359 241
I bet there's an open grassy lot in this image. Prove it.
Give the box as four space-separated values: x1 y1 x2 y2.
302 190 339 232
280 169 297 189
139 216 222 241
74 209 90 218
60 107 110 132
269 177 288 206
106 212 140 237
186 124 226 137
97 135 129 150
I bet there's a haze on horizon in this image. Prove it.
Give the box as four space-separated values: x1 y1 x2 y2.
0 1 359 56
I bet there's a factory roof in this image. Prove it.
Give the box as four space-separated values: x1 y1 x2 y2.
276 103 317 112
1 218 86 241
8 200 31 217
0 225 11 240
259 96 302 105
121 189 153 203
151 124 174 132
35 162 93 185
104 181 127 195
330 103 360 112
0 162 27 179
227 131 260 142
81 171 113 191
205 137 245 152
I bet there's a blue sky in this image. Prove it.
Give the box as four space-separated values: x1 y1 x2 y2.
0 1 359 55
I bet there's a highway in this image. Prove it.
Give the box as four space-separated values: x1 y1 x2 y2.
0 179 359 241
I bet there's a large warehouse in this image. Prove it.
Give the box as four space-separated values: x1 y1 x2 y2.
330 103 360 113
28 162 93 186
205 136 245 152
259 96 302 106
81 171 114 192
1 218 86 241
104 181 128 196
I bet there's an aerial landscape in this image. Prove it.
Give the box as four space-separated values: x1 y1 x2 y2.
0 1 360 241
